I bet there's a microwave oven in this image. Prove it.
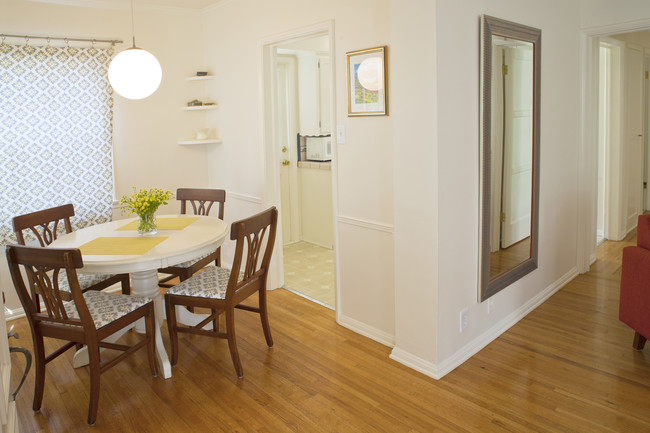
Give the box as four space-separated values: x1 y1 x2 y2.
305 136 332 162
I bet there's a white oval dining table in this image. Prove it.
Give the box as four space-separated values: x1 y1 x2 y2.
50 214 229 379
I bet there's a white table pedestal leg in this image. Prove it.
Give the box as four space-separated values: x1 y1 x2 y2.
175 306 215 330
130 269 171 379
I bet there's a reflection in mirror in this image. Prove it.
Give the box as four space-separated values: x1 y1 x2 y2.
479 15 541 301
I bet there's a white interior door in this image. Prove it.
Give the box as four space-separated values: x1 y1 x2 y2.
276 56 301 245
624 44 644 232
600 39 625 241
501 44 533 248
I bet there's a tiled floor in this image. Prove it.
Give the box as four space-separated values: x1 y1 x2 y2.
283 241 335 308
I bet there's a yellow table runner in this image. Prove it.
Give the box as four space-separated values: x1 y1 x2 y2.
117 217 199 231
79 237 168 255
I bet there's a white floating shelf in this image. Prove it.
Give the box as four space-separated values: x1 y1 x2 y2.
187 76 215 81
178 139 222 146
182 105 218 111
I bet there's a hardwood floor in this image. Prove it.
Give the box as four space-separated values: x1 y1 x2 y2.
7 232 650 432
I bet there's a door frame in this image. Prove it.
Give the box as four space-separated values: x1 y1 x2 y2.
579 19 650 272
259 21 340 309
645 51 650 210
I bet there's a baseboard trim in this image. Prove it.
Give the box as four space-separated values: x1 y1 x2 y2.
390 266 579 380
337 313 395 347
389 348 441 379
5 306 25 322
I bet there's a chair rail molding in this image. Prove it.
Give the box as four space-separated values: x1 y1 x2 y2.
228 191 263 204
337 215 394 233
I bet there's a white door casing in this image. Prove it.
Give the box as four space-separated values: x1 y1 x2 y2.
624 43 644 233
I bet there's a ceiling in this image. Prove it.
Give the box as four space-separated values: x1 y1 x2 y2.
27 0 225 11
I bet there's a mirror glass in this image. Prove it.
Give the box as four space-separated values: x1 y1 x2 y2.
479 15 541 301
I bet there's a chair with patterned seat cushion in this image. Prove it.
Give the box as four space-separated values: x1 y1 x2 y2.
13 204 131 297
5 244 157 426
165 207 278 378
158 188 226 288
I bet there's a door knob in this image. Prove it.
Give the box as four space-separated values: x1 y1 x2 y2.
281 146 288 153
282 160 290 166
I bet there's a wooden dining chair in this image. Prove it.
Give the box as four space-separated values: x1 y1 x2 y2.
165 207 278 378
158 188 226 288
12 204 131 297
5 244 157 426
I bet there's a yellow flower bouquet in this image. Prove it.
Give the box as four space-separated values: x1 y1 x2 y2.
120 187 174 235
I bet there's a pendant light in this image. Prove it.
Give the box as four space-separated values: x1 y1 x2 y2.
108 0 162 100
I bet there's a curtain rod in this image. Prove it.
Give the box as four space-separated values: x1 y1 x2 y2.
0 34 123 46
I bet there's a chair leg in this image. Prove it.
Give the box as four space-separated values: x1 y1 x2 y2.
120 274 131 295
86 344 101 426
259 289 273 348
32 335 46 413
145 305 158 376
225 308 243 378
178 270 196 313
165 295 179 366
633 331 647 350
211 309 220 331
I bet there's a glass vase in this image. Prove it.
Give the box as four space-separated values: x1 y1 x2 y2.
137 213 158 236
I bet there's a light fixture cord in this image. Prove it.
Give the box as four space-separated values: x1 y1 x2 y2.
130 0 136 48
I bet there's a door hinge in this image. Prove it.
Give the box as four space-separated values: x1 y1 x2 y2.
502 64 508 75
644 181 647 189
646 70 649 79
500 212 506 222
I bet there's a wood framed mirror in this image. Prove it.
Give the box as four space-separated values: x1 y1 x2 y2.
479 15 541 301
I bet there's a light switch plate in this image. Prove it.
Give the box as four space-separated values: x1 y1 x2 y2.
336 125 346 144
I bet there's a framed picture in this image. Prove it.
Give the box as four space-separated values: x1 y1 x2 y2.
346 46 388 116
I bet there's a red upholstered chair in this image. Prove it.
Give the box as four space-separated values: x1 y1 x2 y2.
619 214 650 350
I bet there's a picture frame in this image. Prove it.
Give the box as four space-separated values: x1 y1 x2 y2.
346 46 388 116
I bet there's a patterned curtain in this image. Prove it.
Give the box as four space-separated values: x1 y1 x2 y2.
0 43 115 245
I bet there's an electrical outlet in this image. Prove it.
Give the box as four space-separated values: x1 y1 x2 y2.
460 308 469 333
487 298 494 314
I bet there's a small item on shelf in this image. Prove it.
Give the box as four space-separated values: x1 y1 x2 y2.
196 71 208 76
195 128 211 140
203 102 216 106
187 99 203 107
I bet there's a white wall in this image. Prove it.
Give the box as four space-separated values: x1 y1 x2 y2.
390 0 439 367
612 31 650 48
392 0 585 378
435 0 582 365
580 0 650 30
200 0 396 340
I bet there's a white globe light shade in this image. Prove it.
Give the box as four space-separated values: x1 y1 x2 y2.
357 57 384 91
108 48 162 100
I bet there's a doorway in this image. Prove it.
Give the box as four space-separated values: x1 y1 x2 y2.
596 31 648 245
262 24 337 310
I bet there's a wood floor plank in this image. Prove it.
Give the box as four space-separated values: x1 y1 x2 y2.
7 232 650 432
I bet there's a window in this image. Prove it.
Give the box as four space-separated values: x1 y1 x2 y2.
0 42 115 244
